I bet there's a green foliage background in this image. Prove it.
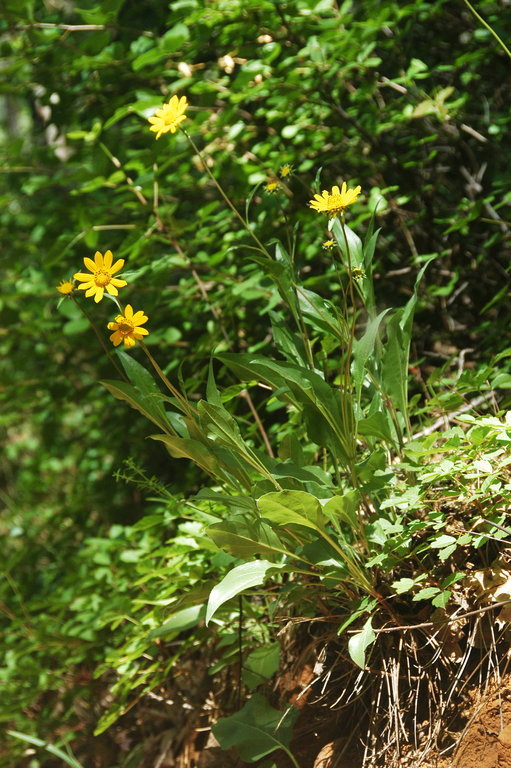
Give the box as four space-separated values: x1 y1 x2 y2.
1 0 511 765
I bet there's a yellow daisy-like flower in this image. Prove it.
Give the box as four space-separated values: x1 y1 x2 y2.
74 250 127 303
279 163 293 178
56 279 74 295
108 305 149 349
322 239 335 250
265 181 280 194
309 182 362 218
148 95 188 139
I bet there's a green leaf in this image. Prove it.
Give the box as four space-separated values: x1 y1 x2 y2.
132 46 168 71
7 731 84 768
101 379 170 433
330 219 364 270
217 353 351 460
348 617 376 669
296 286 345 342
151 433 251 489
206 561 282 625
257 490 324 531
118 350 170 425
243 643 281 690
212 694 299 763
161 23 190 52
381 311 408 418
207 518 298 561
148 604 206 640
413 587 441 601
352 309 390 407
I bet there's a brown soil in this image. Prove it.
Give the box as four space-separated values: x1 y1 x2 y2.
196 678 511 768
450 685 511 768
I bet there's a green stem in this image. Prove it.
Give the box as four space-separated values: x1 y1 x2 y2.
338 216 359 486
462 0 511 59
283 747 302 768
318 527 373 593
182 129 272 258
139 341 197 418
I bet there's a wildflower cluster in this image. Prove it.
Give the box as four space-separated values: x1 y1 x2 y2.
57 250 148 349
56 91 361 361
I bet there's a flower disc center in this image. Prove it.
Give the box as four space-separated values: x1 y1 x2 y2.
94 270 111 287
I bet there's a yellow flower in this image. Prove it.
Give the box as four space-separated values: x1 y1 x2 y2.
265 181 280 193
108 305 149 348
279 163 293 178
74 250 127 303
148 95 188 139
351 268 365 280
322 239 335 250
56 279 74 295
309 182 361 217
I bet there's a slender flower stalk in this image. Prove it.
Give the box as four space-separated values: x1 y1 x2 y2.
462 0 511 59
139 341 198 418
182 129 272 258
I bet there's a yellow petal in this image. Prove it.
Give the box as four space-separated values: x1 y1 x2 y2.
107 322 118 331
85 286 97 297
103 250 113 269
124 336 136 348
94 287 104 302
110 331 123 346
124 304 133 319
110 259 125 275
94 251 104 268
106 285 118 296
83 258 96 272
132 311 148 324
133 327 149 336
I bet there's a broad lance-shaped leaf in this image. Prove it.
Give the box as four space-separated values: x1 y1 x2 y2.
381 259 434 422
212 693 299 763
296 286 346 343
151 433 252 489
330 218 364 270
348 617 376 669
148 604 206 640
207 518 301 561
217 353 351 460
206 560 283 625
352 308 391 408
381 310 408 421
257 490 324 531
6 732 84 768
243 642 281 691
101 380 171 434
